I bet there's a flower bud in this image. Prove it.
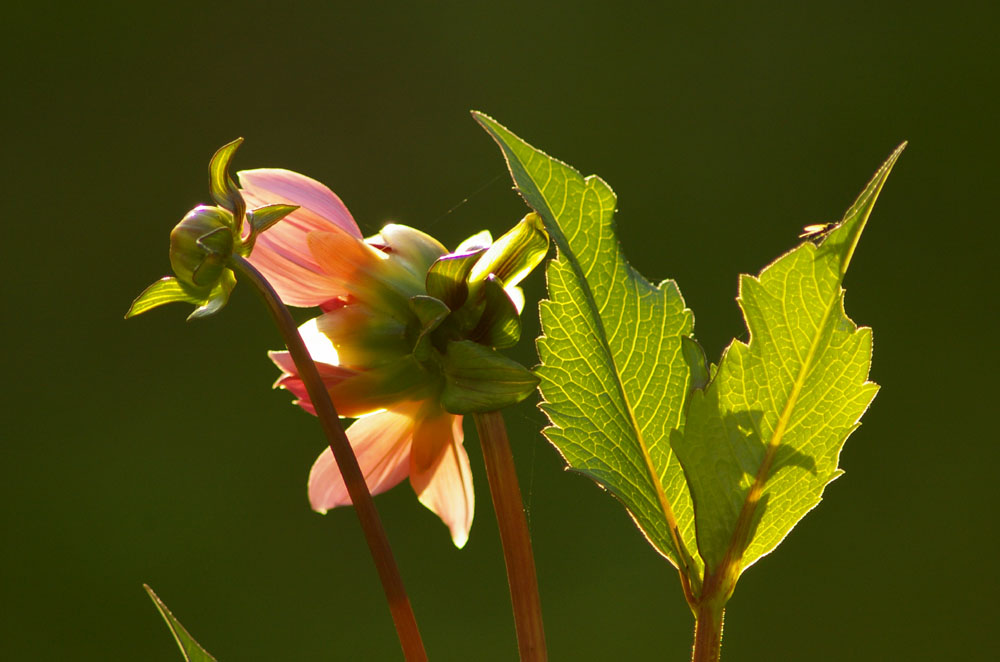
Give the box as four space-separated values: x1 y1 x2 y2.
169 205 235 289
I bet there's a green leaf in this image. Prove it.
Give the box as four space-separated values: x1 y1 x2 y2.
144 584 218 662
474 112 699 575
440 340 539 414
126 277 208 318
670 144 905 597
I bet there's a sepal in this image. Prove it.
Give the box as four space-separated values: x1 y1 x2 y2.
439 340 539 414
208 138 246 229
187 269 237 320
469 275 521 348
125 277 206 318
408 295 451 361
246 203 299 238
469 212 548 288
425 248 487 310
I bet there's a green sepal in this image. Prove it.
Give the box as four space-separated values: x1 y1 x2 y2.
426 248 487 310
469 211 549 288
456 230 493 253
208 138 246 231
240 204 300 255
439 340 539 414
408 295 451 360
125 277 207 318
144 584 218 662
470 274 521 348
192 226 235 286
187 269 236 320
247 204 299 235
682 335 711 393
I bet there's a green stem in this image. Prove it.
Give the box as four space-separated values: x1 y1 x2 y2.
473 410 547 661
691 602 724 662
229 255 427 662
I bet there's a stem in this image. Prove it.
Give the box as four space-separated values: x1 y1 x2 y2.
473 410 547 661
691 602 724 662
230 255 426 662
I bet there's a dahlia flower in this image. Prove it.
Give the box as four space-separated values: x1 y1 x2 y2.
240 168 546 547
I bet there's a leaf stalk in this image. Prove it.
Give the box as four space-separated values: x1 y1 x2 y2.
229 254 426 662
473 410 547 661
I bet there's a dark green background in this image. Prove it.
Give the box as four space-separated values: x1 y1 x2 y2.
5 2 997 659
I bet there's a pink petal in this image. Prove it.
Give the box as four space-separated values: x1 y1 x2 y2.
308 409 415 512
239 169 361 307
239 168 361 239
410 413 473 548
268 350 358 416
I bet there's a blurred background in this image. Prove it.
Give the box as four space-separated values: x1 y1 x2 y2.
4 1 997 659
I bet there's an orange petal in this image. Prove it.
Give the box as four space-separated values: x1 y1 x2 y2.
307 409 415 512
410 413 473 548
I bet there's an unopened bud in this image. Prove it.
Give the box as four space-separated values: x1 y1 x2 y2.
169 205 235 289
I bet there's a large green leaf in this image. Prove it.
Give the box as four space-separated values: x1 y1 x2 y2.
144 585 218 662
474 112 700 577
670 144 905 596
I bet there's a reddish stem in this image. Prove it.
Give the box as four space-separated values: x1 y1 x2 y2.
474 410 547 661
230 255 426 662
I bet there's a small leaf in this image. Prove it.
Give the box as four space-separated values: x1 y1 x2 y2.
126 277 207 318
681 336 710 394
426 248 487 310
144 584 218 662
188 269 237 320
470 274 521 348
670 143 904 598
475 112 699 577
247 203 299 236
440 340 539 414
208 138 246 228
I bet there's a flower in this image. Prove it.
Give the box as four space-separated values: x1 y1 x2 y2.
239 168 547 548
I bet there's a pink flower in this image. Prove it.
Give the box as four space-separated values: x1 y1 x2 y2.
239 168 474 547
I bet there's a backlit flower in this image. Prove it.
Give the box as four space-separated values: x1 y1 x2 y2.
240 168 547 548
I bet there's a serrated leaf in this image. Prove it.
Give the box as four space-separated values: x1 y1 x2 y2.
474 112 700 576
126 277 208 318
144 585 218 662
440 340 539 414
670 144 904 596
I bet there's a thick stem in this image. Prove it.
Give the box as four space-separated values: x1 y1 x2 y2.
473 410 547 661
230 255 426 662
691 603 724 662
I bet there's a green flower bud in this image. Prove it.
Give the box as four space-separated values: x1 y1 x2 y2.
169 205 235 289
